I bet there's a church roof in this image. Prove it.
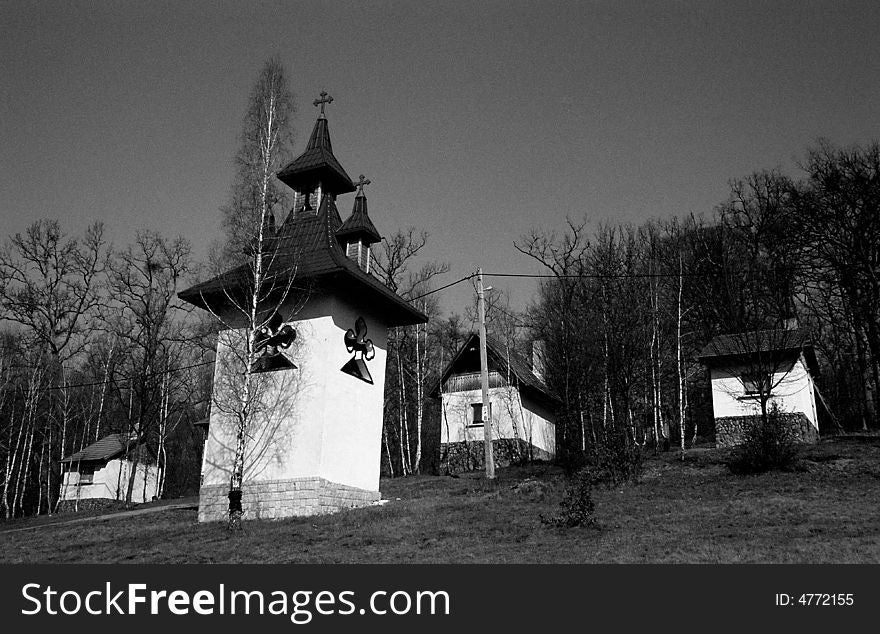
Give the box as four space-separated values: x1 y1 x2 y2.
178 195 426 327
336 190 381 243
181 95 425 327
276 117 355 195
431 333 560 408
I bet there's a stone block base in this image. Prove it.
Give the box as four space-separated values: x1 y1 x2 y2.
56 498 128 514
198 477 380 523
440 439 552 474
715 413 819 448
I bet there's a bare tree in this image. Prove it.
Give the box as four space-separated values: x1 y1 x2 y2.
373 228 448 475
793 141 880 425
104 232 192 504
0 219 105 514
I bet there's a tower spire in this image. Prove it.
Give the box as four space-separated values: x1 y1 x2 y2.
276 90 354 195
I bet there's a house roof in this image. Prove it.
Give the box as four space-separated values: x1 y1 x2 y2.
276 116 355 195
61 433 134 463
698 327 818 372
336 190 381 244
178 194 427 326
432 333 560 408
699 328 812 359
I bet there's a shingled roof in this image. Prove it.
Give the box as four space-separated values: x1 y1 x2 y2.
178 194 426 327
61 433 134 463
699 328 812 359
432 333 560 408
276 117 355 195
698 327 818 373
336 190 381 244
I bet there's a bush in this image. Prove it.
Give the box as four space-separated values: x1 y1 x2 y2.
541 468 596 528
728 405 799 474
589 430 644 487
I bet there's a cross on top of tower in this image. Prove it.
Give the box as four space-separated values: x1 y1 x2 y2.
353 174 371 196
313 91 334 118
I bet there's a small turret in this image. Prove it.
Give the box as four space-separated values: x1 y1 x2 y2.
336 175 381 273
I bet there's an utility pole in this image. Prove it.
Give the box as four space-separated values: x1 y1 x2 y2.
477 268 495 479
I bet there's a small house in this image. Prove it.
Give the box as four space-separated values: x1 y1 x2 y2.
60 433 161 504
434 334 558 472
698 327 820 447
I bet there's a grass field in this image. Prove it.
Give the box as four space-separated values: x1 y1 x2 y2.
2 436 879 563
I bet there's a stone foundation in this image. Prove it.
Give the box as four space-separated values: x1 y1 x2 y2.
56 498 128 514
715 412 819 448
440 439 552 474
198 477 380 523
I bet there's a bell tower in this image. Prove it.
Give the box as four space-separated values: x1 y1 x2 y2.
276 91 355 218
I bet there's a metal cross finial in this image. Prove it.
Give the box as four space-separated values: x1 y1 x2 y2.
313 91 333 116
354 174 371 195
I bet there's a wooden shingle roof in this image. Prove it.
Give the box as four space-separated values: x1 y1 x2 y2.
276 117 355 195
433 333 560 408
178 195 426 326
698 327 818 373
336 191 381 244
698 328 812 360
61 433 132 463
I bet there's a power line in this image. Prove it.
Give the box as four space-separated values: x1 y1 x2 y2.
483 269 806 280
407 272 477 302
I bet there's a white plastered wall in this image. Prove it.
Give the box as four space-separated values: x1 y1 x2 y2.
709 354 819 429
60 458 160 503
440 385 555 456
201 293 388 493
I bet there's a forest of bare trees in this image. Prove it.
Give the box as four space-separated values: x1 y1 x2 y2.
0 221 207 518
518 141 880 463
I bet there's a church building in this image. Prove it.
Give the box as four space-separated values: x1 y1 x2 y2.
179 93 427 521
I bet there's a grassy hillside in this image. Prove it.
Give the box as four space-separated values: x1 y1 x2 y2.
2 436 879 563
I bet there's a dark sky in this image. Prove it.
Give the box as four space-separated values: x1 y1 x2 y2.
2 0 878 318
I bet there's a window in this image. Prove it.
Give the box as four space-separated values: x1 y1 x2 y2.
347 240 359 260
743 373 771 396
78 464 95 485
469 402 492 427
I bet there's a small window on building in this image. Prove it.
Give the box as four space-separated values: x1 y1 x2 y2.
79 464 95 485
346 241 358 259
469 402 492 427
358 244 370 272
743 373 771 396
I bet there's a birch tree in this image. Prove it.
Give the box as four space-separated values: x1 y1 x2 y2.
203 58 299 527
373 228 447 475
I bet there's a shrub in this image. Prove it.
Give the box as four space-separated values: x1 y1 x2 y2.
541 468 596 528
727 405 799 474
589 430 644 487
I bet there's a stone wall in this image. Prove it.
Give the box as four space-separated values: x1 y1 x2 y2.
715 412 819 448
56 498 128 514
198 477 380 523
440 439 552 474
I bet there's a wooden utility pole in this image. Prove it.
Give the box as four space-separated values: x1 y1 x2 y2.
477 268 495 479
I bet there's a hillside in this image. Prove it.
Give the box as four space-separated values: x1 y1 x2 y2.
2 436 879 564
